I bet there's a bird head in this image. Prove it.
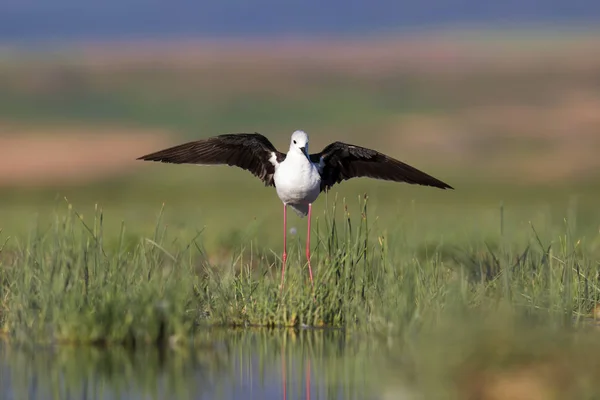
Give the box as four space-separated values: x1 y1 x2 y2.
290 130 309 157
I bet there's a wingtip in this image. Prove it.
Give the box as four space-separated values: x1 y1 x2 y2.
137 154 158 162
429 179 454 190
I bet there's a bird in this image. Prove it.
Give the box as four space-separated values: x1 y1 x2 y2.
137 130 453 290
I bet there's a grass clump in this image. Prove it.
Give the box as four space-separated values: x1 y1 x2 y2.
0 202 203 346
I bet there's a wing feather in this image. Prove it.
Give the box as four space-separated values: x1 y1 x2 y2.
137 133 286 186
310 142 453 192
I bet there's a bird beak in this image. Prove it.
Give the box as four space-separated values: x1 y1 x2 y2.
299 146 308 158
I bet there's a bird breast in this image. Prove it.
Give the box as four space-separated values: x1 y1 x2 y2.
274 155 321 204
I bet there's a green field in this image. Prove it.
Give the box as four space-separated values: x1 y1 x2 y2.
1 34 600 398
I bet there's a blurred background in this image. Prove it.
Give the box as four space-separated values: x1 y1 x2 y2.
0 0 599 254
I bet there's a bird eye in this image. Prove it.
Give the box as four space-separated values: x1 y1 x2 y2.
293 140 297 144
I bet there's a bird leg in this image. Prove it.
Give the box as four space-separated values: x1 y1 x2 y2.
281 203 288 291
306 203 314 287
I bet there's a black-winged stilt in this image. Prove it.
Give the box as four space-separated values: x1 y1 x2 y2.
137 130 453 289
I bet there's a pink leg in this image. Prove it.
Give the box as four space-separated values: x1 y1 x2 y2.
281 204 287 290
306 204 314 287
306 358 311 400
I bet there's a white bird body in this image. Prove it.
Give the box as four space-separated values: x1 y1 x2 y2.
273 131 321 216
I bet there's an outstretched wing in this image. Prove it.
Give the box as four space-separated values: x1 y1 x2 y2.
137 133 286 186
310 141 453 192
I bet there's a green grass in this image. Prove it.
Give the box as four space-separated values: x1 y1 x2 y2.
1 192 599 348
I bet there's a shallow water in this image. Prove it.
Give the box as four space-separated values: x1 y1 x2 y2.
0 329 400 400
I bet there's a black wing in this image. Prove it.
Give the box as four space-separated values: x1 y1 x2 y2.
310 141 453 192
137 133 286 186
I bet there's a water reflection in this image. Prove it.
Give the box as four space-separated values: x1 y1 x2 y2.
0 329 381 400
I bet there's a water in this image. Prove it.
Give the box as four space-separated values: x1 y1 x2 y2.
0 329 402 400
4 2 599 44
